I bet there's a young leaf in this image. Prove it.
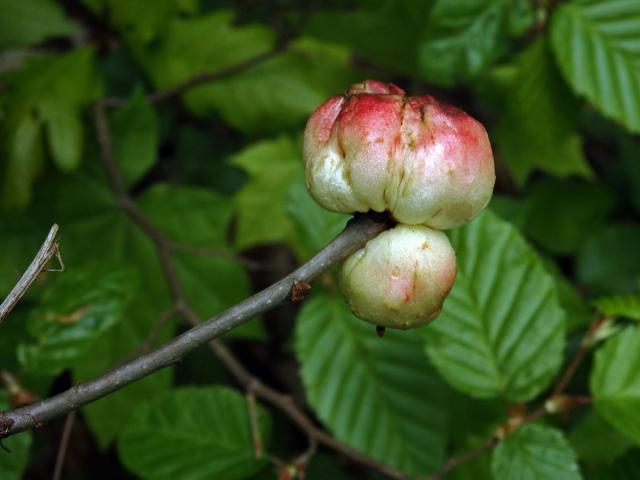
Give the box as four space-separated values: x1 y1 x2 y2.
110 90 158 187
418 0 534 86
295 293 448 475
594 293 640 321
550 0 640 132
423 211 566 402
117 386 270 480
17 262 138 375
591 325 640 444
492 423 582 480
0 392 32 480
231 136 302 250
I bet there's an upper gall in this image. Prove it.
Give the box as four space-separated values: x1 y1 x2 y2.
303 80 495 230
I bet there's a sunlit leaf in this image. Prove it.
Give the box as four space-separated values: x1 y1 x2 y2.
423 211 566 401
551 0 640 132
295 293 448 475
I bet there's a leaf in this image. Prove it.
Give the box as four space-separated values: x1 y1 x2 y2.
423 211 566 402
295 293 448 475
182 37 356 133
569 410 634 464
1 110 45 208
110 89 158 187
285 174 348 260
85 0 198 45
0 47 101 206
585 450 640 480
0 0 79 48
493 38 592 185
491 423 582 480
591 325 640 444
594 294 640 321
231 136 302 249
117 386 270 480
418 0 534 86
521 178 615 255
305 0 431 77
18 262 138 375
74 297 174 448
577 224 640 294
0 392 32 480
550 0 640 132
138 184 260 339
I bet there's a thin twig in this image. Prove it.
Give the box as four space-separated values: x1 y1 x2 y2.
552 316 606 397
0 224 61 324
119 307 179 364
103 48 283 108
428 436 498 480
246 391 263 459
52 410 76 480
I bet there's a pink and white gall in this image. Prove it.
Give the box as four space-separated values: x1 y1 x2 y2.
303 80 495 229
341 225 457 329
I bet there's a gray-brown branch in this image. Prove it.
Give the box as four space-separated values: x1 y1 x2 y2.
0 213 387 438
0 224 60 324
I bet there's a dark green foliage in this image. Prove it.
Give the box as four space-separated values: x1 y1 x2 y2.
0 1 639 479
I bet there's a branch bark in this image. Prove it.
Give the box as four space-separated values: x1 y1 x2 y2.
0 224 61 324
0 213 386 438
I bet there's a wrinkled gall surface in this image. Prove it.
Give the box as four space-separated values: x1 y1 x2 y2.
341 225 457 329
304 80 495 230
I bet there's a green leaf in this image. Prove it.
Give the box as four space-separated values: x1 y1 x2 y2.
18 262 138 375
117 386 270 480
305 0 431 77
423 211 566 401
0 0 79 48
86 0 198 44
418 0 534 86
1 110 45 208
110 90 158 187
522 178 615 255
1 47 101 205
0 392 32 480
493 38 592 185
594 294 640 320
550 0 640 132
285 174 348 260
577 225 640 294
295 293 448 475
231 136 302 250
183 37 356 133
74 297 174 448
138 184 259 338
591 325 640 444
28 172 174 446
569 410 634 464
492 423 582 480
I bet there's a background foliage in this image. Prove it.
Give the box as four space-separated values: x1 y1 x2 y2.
1 0 640 479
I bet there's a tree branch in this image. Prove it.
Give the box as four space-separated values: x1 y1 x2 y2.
0 224 61 324
0 213 387 438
